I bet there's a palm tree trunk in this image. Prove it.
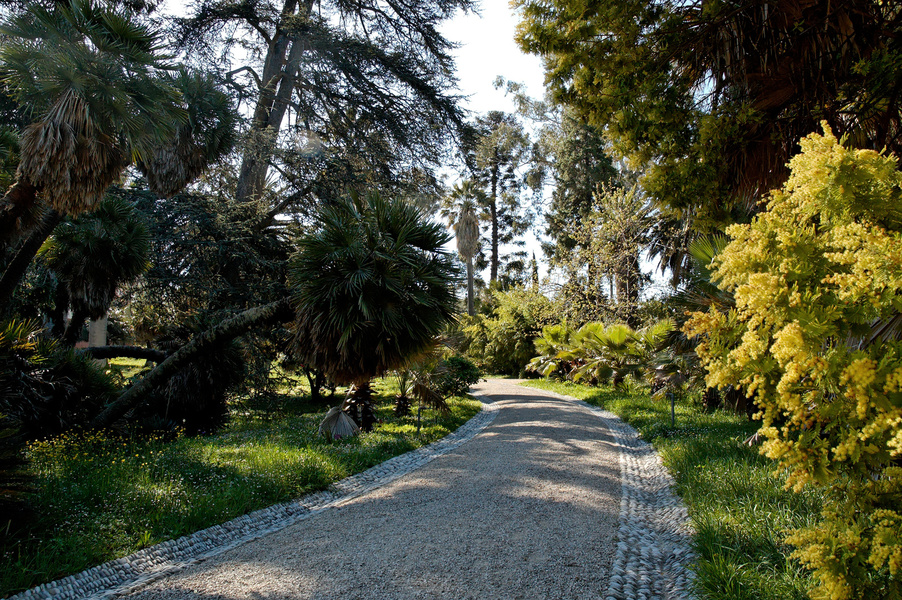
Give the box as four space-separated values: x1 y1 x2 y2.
0 208 61 315
0 181 40 252
466 257 475 316
90 297 292 428
490 169 499 283
342 378 376 432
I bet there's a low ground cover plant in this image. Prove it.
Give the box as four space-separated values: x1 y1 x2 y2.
0 378 479 597
522 379 825 600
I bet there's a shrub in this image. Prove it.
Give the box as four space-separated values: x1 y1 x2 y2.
685 125 902 599
457 287 555 375
0 320 116 439
434 355 481 397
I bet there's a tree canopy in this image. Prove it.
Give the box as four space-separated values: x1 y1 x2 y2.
177 0 474 214
515 0 902 228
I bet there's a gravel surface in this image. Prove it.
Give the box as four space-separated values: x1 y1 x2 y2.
123 380 623 600
8 380 696 600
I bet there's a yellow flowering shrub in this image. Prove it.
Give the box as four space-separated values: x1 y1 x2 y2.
685 125 902 599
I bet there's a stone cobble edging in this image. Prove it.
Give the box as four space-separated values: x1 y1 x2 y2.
536 388 695 600
6 399 500 600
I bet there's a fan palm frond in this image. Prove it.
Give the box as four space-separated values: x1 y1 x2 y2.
40 195 150 320
137 69 237 197
0 0 185 219
289 191 458 385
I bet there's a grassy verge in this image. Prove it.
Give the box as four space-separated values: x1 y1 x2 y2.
522 379 824 600
0 380 480 597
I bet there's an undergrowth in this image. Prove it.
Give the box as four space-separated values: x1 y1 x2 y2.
0 380 479 597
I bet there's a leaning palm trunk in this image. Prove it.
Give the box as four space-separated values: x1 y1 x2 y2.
90 298 291 428
466 258 475 316
0 208 61 314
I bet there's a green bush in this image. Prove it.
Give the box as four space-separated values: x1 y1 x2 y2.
456 287 555 375
0 320 117 439
434 355 481 397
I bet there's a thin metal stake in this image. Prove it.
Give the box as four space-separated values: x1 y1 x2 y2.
669 392 675 428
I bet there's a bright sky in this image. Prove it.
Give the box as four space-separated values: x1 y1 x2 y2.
439 2 551 279
439 2 547 117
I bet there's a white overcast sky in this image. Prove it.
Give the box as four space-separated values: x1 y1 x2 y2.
440 2 547 117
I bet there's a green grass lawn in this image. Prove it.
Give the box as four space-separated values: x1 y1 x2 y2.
522 379 825 600
0 379 480 597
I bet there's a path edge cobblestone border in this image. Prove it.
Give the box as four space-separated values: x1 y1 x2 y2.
5 398 500 600
530 386 696 600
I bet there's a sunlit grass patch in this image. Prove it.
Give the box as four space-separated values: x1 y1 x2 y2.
0 384 480 597
522 379 823 600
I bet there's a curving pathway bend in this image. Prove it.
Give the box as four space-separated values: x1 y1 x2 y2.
7 379 694 600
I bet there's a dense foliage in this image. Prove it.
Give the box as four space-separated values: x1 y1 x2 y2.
528 320 672 386
455 287 555 376
686 127 902 598
289 192 458 385
515 0 902 228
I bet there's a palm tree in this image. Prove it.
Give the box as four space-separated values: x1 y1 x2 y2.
567 323 639 386
0 0 187 313
0 0 185 236
289 192 458 431
527 323 575 378
454 199 480 316
40 196 151 345
136 69 238 198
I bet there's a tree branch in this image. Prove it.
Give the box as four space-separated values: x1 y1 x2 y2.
78 345 169 362
90 298 292 428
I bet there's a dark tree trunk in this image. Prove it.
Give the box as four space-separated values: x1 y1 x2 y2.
702 387 721 412
303 367 328 402
490 166 499 283
78 345 169 362
62 307 89 346
235 0 314 204
615 250 641 327
0 208 61 315
90 298 292 429
50 281 69 338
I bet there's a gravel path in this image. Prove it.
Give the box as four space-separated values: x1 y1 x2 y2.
122 380 623 600
7 380 695 600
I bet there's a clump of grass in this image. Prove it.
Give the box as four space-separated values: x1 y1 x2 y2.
522 379 823 600
0 383 480 597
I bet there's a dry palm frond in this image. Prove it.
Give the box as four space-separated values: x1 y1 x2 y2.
138 70 237 197
141 142 208 198
454 200 480 261
18 96 128 216
318 405 360 440
412 380 449 414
